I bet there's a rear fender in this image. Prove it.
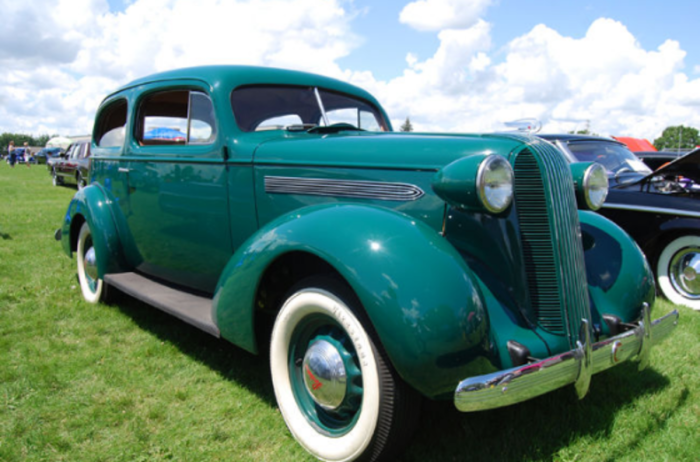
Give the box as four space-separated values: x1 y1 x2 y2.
213 204 490 398
61 184 127 277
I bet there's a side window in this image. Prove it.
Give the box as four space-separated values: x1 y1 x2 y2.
81 143 91 159
137 90 216 146
189 92 217 144
73 144 86 159
95 100 127 148
67 144 78 159
318 90 386 132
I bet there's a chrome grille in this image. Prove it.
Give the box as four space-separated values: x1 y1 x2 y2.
513 151 562 332
508 138 592 347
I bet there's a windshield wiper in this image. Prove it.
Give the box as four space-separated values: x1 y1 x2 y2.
307 123 364 134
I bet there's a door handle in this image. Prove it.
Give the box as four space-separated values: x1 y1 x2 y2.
118 167 131 173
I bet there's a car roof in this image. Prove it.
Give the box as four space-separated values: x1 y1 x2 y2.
108 65 378 106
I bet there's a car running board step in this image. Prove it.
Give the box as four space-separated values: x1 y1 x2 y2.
104 272 220 338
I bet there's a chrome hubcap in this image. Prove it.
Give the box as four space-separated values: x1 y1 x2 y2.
302 339 347 410
84 246 98 281
669 247 700 299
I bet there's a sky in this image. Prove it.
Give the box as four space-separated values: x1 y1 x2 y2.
1 0 699 141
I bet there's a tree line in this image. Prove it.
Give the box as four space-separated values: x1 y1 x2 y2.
1 132 57 150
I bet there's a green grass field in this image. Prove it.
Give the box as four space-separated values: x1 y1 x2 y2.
1 165 698 461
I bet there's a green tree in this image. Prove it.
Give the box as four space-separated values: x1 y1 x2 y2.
568 129 598 136
1 132 58 151
653 125 700 151
400 117 413 132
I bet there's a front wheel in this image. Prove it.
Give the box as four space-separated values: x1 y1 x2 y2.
656 235 700 310
77 172 86 190
52 169 63 186
76 222 107 303
270 279 419 462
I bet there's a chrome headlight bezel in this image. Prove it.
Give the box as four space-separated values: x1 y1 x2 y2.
582 163 609 210
476 155 514 214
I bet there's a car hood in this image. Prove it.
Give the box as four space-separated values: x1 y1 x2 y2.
253 131 529 170
642 147 700 182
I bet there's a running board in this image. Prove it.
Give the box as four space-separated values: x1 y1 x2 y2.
104 272 220 338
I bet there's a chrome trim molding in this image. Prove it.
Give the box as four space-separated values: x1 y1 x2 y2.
454 306 679 412
603 203 700 219
265 176 425 201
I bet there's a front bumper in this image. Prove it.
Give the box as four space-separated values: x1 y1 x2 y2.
455 305 679 412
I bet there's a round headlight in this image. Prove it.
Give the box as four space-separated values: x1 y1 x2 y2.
584 163 609 210
477 155 514 213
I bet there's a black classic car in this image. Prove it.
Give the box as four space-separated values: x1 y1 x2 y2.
540 134 700 311
635 150 685 171
50 140 91 189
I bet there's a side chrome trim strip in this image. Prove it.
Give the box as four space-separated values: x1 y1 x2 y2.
603 202 700 219
264 176 425 201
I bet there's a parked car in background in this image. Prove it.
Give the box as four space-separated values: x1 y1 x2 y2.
51 140 91 188
540 134 700 311
6 147 38 164
636 150 685 171
35 147 64 165
6 147 25 165
58 66 678 462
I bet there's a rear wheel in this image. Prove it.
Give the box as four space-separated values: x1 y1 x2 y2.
657 235 700 311
76 222 108 303
270 278 419 462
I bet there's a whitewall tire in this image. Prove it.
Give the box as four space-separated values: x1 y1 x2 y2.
656 235 700 311
76 222 105 304
270 279 418 462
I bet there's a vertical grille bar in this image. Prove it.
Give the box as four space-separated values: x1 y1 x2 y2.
509 138 592 348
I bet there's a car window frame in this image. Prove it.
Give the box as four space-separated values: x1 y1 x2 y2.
230 84 389 133
134 86 218 149
94 98 129 149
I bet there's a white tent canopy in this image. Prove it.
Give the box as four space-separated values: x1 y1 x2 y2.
46 137 73 149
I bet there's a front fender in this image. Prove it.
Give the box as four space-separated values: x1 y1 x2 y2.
579 211 655 329
213 204 490 398
61 184 127 277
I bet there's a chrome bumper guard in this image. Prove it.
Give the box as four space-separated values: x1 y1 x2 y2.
454 305 679 412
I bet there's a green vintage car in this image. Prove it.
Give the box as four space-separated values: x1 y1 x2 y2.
58 66 678 462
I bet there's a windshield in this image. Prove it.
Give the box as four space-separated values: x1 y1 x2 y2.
566 141 652 176
230 85 389 132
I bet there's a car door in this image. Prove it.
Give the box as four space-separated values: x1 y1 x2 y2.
58 144 78 178
67 142 87 179
118 84 231 293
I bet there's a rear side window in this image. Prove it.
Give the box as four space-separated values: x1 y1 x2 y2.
95 100 127 148
137 90 217 145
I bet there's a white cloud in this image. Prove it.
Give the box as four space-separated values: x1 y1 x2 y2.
0 0 699 142
0 0 358 136
362 17 700 139
399 0 494 32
